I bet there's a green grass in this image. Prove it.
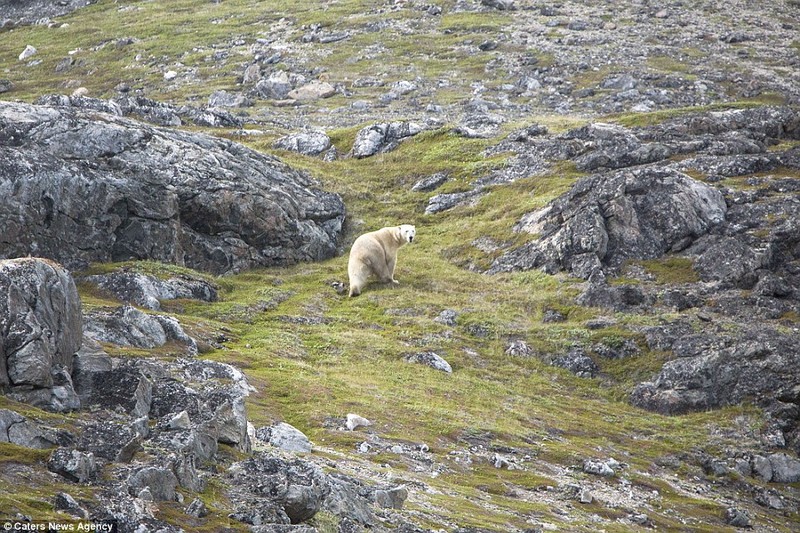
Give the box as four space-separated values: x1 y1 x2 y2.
633 256 700 285
45 124 775 528
1 1 793 530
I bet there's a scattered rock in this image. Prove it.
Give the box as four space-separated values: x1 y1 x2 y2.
208 90 251 108
352 121 423 158
288 81 337 101
0 258 82 411
631 326 800 416
411 172 449 192
375 485 408 509
54 492 89 519
724 507 751 528
481 0 515 11
403 351 453 373
81 270 218 310
254 71 294 100
167 411 191 431
425 190 483 215
185 497 209 518
228 453 330 524
127 466 179 502
551 348 598 378
273 131 332 156
583 458 618 477
434 309 459 327
77 361 153 417
542 309 566 323
47 448 98 483
83 305 196 354
505 339 533 357
768 453 800 483
0 100 344 275
490 167 727 278
260 422 313 453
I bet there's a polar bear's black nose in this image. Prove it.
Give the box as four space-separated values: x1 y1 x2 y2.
409 236 414 243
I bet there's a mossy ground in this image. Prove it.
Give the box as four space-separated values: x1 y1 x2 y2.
2 1 798 530
26 129 778 529
1 114 780 527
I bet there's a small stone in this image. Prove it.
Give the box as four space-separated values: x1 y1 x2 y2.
697 311 713 322
53 493 88 519
585 318 615 330
579 488 593 504
186 497 209 518
412 172 449 192
164 70 178 81
47 448 98 483
505 339 533 357
434 309 458 326
127 466 178 502
768 452 800 482
724 507 751 528
493 454 511 469
267 422 312 453
542 309 566 323
242 63 261 85
404 351 453 373
375 485 408 509
287 80 336 100
583 459 615 477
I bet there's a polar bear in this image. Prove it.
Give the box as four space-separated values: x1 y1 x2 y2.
348 224 416 297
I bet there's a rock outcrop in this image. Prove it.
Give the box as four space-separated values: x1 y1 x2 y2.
488 167 727 278
0 260 413 531
489 106 800 279
0 100 345 275
1 258 82 411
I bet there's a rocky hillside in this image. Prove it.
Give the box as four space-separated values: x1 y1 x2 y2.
1 1 799 532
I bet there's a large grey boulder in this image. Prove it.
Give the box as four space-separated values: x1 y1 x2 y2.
127 466 179 501
489 167 726 278
47 447 99 483
630 326 800 416
229 454 331 525
83 305 197 355
351 121 423 158
0 258 82 411
259 422 313 453
80 269 218 311
273 131 332 156
1 409 68 449
0 100 345 275
79 363 153 418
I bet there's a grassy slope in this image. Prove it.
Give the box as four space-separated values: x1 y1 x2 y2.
1 0 797 531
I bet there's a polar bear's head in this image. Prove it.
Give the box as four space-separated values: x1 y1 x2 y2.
398 224 416 244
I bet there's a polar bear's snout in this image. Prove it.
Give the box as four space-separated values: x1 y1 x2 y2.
399 224 416 244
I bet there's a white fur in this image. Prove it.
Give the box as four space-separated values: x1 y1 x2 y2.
348 224 415 297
